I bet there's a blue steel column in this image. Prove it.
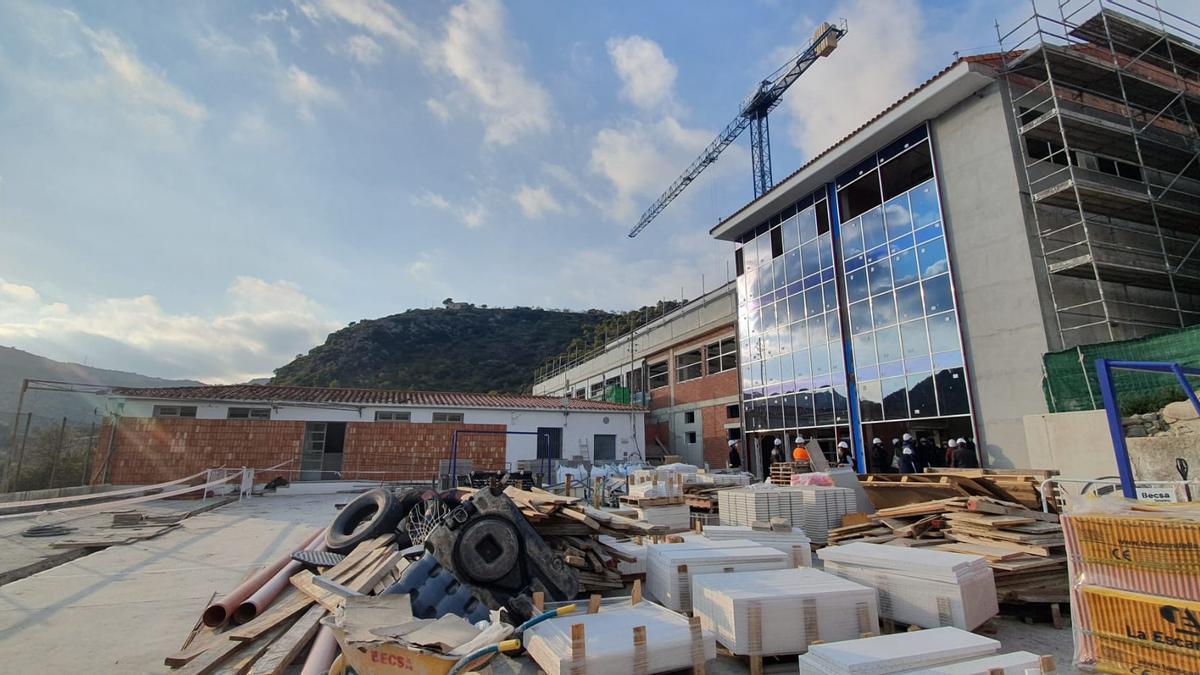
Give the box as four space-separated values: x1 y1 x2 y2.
1094 359 1136 499
826 182 866 473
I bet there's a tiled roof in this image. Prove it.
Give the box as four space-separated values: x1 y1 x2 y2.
110 384 644 412
712 53 1004 235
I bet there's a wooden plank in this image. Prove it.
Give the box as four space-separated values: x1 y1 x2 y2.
246 605 326 675
173 621 292 675
944 531 1058 557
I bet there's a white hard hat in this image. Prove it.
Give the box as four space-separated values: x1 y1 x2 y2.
837 441 848 449
774 438 783 446
728 440 738 447
795 437 805 445
957 437 967 444
902 433 912 441
872 437 882 444
891 438 899 444
948 439 957 447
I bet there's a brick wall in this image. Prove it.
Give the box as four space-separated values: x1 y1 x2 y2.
91 417 305 485
672 369 738 406
700 401 737 468
91 418 509 485
342 423 506 480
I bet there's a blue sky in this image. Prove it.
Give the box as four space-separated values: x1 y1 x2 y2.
0 0 1111 382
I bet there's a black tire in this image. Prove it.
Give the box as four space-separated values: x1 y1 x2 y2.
326 488 404 553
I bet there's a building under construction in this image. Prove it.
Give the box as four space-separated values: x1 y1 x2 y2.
698 0 1200 472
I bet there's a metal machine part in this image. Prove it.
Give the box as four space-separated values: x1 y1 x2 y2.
422 485 578 623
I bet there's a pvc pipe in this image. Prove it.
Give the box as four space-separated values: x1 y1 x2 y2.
203 527 323 627
299 625 339 675
233 527 326 624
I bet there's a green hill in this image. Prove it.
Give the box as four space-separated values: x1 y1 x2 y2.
271 304 612 393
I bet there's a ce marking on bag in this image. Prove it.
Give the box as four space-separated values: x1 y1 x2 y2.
1110 547 1133 562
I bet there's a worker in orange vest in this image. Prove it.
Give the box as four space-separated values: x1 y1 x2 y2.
792 436 810 463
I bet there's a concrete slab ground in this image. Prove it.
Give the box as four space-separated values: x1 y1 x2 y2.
0 493 341 673
0 491 1083 673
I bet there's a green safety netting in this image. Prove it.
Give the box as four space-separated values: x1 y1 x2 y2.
1042 323 1200 414
603 385 631 404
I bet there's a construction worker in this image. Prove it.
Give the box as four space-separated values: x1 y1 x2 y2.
770 438 784 465
953 437 979 468
890 437 902 469
792 435 810 462
899 433 918 474
945 438 958 467
836 440 852 467
869 437 890 473
728 440 742 469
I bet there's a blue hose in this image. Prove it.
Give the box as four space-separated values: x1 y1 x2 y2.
446 606 577 675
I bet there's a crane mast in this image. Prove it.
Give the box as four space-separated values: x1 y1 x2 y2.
627 20 846 238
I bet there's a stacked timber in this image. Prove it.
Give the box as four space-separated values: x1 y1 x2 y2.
692 568 879 656
818 542 998 630
826 496 1069 605
645 539 789 612
523 599 715 675
700 524 813 567
796 627 1001 674
859 469 1055 512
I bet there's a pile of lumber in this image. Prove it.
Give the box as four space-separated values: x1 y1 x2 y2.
827 496 1068 604
860 469 1055 512
166 534 404 674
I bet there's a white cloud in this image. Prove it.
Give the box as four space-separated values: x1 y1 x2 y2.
589 116 734 221
303 0 419 49
412 190 486 229
0 276 339 383
606 35 678 111
229 109 282 146
253 8 290 24
433 0 553 145
513 185 563 219
281 65 340 121
82 27 207 124
780 0 924 159
344 34 383 65
425 97 451 122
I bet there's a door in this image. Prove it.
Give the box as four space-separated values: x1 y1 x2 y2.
536 427 562 459
301 422 346 480
593 434 617 463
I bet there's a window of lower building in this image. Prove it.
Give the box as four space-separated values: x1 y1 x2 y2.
593 434 616 462
574 388 585 399
684 411 696 424
589 382 605 399
431 412 464 423
726 404 740 419
228 407 270 420
375 411 411 422
706 337 737 374
726 427 741 441
648 361 669 389
154 405 197 418
685 431 697 444
675 349 703 382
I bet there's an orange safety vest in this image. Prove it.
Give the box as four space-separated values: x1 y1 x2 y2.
792 446 810 462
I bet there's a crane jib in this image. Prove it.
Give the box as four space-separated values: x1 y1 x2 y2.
627 20 846 238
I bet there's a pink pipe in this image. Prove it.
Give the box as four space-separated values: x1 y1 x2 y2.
203 527 324 627
299 625 339 675
234 528 327 624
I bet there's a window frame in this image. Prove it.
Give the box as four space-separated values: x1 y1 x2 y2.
431 411 465 424
675 349 703 383
647 361 670 389
228 407 270 420
685 431 697 444
153 405 197 418
705 337 738 374
374 410 412 422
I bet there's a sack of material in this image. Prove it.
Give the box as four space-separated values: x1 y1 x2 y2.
646 539 789 612
524 601 715 675
818 542 998 630
692 568 879 656
797 626 1000 674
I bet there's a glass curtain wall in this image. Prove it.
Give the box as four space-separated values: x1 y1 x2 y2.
735 190 850 445
733 123 974 461
835 125 972 430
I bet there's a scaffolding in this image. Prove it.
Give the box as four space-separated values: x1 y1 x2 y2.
997 0 1200 351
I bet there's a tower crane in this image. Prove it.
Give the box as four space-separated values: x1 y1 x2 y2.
627 20 847 238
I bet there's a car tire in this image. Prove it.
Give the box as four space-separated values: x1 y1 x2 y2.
326 488 404 553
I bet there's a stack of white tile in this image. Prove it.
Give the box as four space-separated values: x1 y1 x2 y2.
780 486 856 544
634 503 691 531
692 568 879 656
700 525 813 567
894 651 1044 674
646 539 789 612
796 627 1000 674
694 471 752 487
818 542 999 630
717 488 787 526
524 601 715 675
598 535 647 576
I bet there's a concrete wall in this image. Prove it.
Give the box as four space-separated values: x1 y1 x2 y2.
931 81 1050 469
1023 409 1119 479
